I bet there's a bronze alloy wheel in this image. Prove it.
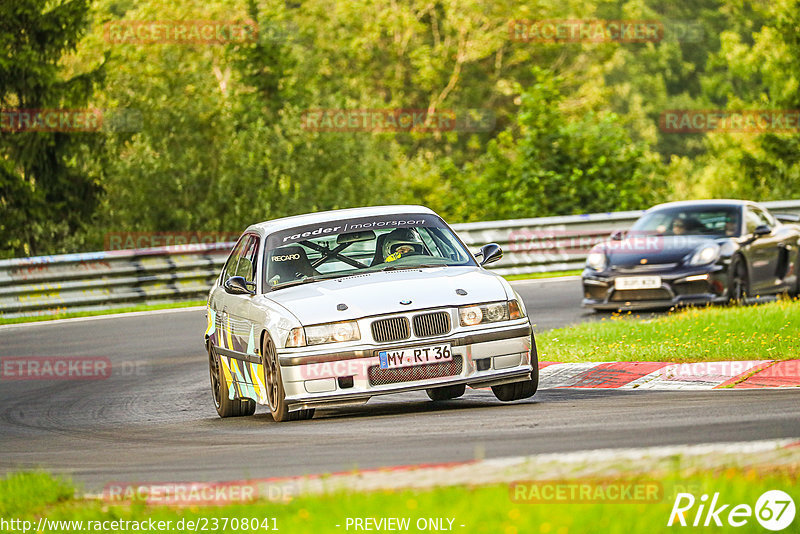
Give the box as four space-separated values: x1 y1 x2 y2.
261 333 314 422
208 343 256 418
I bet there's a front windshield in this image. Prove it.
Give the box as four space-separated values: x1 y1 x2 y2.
262 214 475 290
629 206 741 238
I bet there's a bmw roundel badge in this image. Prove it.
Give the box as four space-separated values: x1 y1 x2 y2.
400 299 412 305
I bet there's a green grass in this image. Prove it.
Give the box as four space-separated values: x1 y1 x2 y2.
1 467 796 533
537 297 800 362
503 269 582 281
0 300 206 325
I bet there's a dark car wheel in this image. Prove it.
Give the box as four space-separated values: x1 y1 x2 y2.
426 383 466 401
262 333 314 422
491 335 539 402
728 255 750 304
208 345 256 418
793 250 800 297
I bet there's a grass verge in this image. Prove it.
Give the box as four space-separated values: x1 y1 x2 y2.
503 269 582 281
0 300 206 326
537 297 800 362
1 466 796 533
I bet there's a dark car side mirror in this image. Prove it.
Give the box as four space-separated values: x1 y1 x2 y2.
475 243 503 266
753 224 772 238
610 230 625 241
224 276 255 295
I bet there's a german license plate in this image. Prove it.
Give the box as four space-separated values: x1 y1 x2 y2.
378 344 452 369
614 276 661 290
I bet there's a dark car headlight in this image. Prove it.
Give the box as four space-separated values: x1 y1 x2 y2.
586 251 607 271
687 244 720 266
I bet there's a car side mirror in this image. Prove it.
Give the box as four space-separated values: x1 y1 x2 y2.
475 243 503 266
753 224 771 238
224 276 255 295
610 230 625 241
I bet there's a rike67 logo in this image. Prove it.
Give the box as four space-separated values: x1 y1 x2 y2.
668 490 795 530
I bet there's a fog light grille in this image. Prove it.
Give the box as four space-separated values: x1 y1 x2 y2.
368 356 463 386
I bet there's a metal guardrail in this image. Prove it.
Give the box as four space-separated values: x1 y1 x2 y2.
2 200 799 318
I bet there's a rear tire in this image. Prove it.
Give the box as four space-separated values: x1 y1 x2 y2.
426 383 466 401
208 345 256 418
262 334 314 422
491 334 539 402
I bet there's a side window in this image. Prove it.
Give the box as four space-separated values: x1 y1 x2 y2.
745 207 773 234
237 236 260 284
744 209 762 234
221 236 248 281
756 208 774 228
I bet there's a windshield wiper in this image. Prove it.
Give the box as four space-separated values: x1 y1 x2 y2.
381 264 443 271
270 273 349 291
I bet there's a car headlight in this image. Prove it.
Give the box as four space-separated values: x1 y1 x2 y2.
459 300 523 326
285 321 361 347
586 250 607 271
688 244 720 266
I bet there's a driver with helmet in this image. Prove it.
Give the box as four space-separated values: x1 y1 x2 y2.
382 228 424 262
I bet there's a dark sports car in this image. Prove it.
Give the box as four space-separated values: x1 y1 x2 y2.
582 200 800 310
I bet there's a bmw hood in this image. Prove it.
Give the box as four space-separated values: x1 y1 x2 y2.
602 235 724 268
261 267 508 324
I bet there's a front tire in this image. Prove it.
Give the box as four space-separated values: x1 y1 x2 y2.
728 255 750 304
426 383 466 401
793 250 800 297
491 334 539 402
208 344 256 418
262 333 314 422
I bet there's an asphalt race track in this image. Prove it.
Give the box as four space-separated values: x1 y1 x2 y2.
1 277 799 491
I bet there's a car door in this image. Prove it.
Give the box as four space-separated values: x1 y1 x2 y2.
216 233 266 403
210 235 249 351
743 206 783 293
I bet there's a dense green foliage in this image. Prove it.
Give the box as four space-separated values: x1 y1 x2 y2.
2 0 799 257
0 0 106 256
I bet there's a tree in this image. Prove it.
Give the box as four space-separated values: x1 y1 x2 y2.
695 0 800 200
461 69 666 221
0 0 105 257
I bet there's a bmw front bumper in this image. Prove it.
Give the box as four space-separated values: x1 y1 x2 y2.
277 322 534 411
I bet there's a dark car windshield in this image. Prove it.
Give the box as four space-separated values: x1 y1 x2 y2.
262 214 475 290
629 206 741 238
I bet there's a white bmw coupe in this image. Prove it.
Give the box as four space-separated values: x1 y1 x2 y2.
205 205 538 422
